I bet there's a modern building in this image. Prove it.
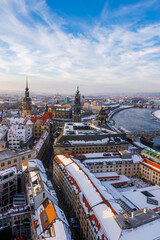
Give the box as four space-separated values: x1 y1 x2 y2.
0 166 18 207
0 192 31 239
23 78 32 117
0 166 31 239
54 122 128 155
73 87 81 122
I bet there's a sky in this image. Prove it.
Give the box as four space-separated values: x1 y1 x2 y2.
0 0 160 95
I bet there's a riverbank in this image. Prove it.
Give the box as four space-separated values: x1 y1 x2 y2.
152 110 160 121
108 106 133 121
112 108 160 151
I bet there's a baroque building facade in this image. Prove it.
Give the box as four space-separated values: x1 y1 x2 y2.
98 106 107 127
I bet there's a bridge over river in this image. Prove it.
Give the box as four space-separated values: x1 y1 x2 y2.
107 122 160 143
125 131 160 143
122 103 160 109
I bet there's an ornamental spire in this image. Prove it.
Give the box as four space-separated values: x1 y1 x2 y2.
76 86 79 95
26 76 28 89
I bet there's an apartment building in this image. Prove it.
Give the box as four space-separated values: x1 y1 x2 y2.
33 198 71 240
34 130 49 159
22 159 71 240
23 159 58 210
0 165 31 239
0 166 18 207
0 149 35 171
139 149 160 185
0 124 8 140
0 193 31 239
7 124 32 149
53 154 160 240
29 117 51 139
77 151 141 177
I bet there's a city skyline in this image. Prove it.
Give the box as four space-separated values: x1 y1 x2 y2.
0 0 160 94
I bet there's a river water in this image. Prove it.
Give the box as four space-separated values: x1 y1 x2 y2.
112 108 160 150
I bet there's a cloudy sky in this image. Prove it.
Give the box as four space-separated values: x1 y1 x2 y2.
0 0 160 95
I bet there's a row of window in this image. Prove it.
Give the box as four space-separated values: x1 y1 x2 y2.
1 154 32 168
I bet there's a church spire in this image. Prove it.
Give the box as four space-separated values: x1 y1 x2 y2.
73 86 81 122
26 76 28 90
23 77 32 117
76 86 79 95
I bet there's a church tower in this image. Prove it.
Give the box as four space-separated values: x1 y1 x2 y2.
98 106 107 127
73 86 81 122
23 77 32 117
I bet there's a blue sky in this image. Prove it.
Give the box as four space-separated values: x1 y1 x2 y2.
0 0 160 94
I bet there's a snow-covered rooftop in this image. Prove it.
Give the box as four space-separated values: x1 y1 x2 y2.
55 154 123 240
122 185 160 210
94 171 119 178
81 152 142 164
34 131 49 156
34 198 71 240
55 154 160 240
24 159 58 205
0 166 17 178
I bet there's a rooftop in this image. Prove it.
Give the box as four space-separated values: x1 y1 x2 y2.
55 154 123 240
13 192 27 207
77 152 142 164
0 149 34 162
55 127 127 147
0 166 17 180
34 130 49 156
55 154 160 240
122 185 160 210
23 159 58 205
34 198 71 240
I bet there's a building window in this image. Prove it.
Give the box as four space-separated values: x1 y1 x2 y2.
1 163 5 167
14 159 17 163
43 213 48 223
8 161 11 165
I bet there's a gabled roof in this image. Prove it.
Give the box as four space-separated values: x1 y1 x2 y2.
42 112 52 119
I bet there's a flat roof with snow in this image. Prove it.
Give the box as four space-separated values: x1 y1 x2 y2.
122 185 160 210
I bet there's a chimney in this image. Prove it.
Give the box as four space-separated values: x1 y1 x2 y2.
144 207 148 214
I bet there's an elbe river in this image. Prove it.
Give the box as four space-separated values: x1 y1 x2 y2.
112 107 160 150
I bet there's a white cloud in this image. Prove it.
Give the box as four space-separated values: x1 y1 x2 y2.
0 0 160 94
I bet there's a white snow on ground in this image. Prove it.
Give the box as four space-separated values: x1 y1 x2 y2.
153 110 160 119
